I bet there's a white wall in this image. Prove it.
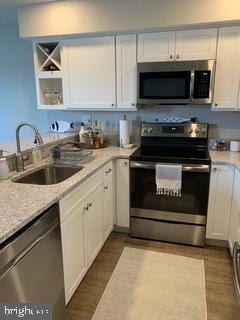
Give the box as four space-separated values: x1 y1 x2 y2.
18 0 240 38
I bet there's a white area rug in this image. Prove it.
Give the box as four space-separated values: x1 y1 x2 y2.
92 247 207 320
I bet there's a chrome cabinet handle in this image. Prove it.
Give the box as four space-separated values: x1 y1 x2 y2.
104 186 108 190
131 103 135 106
176 54 180 59
111 103 115 107
105 168 112 174
169 54 173 59
214 103 218 107
213 167 217 172
124 162 128 166
88 203 92 208
84 206 89 211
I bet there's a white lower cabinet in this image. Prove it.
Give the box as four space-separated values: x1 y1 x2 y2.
116 159 130 228
228 168 240 253
103 176 114 240
206 165 235 240
60 161 114 304
61 204 86 304
83 187 104 268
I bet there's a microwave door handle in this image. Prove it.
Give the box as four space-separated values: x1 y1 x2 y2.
189 69 195 102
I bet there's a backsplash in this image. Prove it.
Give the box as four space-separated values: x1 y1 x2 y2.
47 106 240 145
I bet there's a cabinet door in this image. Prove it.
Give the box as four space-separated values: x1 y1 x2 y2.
206 165 234 240
63 36 116 109
103 176 114 240
61 204 86 304
229 169 240 253
213 27 240 109
116 34 137 108
116 159 130 228
175 28 217 61
83 187 104 268
138 31 175 62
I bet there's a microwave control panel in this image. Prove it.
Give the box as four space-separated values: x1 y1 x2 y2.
193 70 211 99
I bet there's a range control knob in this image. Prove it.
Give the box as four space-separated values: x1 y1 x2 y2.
142 127 147 133
147 127 153 133
201 128 206 134
188 128 193 134
194 128 200 134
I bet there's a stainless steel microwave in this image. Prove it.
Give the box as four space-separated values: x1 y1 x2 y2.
137 60 215 105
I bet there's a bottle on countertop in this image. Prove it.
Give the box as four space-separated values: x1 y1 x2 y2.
0 150 9 180
32 138 42 166
79 122 87 143
93 120 105 147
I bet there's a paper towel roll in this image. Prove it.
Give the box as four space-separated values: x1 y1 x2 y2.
119 120 130 147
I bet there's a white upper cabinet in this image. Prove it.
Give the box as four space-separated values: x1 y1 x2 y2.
116 34 137 108
138 28 217 62
175 28 217 61
206 165 234 241
213 27 240 110
138 31 175 62
62 36 116 109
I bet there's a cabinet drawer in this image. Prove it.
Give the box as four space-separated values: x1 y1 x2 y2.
102 161 113 181
60 170 102 223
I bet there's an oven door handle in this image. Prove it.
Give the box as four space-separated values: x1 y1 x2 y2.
130 161 210 173
233 241 240 302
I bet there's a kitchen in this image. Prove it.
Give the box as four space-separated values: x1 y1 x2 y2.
0 0 240 319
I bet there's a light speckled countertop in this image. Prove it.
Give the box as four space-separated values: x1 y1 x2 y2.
0 146 136 245
1 147 240 246
209 150 240 169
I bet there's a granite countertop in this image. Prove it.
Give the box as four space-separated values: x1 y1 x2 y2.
0 146 136 245
209 150 240 169
1 146 240 246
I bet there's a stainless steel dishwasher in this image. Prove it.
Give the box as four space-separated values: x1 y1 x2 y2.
0 203 65 320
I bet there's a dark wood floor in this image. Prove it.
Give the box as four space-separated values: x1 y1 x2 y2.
65 232 240 320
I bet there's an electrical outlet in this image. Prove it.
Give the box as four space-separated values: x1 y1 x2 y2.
82 115 92 127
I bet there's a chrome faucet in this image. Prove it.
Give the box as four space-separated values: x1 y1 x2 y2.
15 122 44 172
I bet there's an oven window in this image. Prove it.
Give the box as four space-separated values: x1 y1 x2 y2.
139 71 191 99
131 167 210 215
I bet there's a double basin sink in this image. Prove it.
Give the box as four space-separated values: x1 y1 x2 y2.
13 164 84 185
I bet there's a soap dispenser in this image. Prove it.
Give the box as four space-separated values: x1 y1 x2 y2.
32 137 42 166
0 150 9 180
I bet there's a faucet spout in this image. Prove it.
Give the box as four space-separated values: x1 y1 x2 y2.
15 122 43 172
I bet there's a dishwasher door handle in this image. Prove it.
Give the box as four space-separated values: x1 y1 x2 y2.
0 222 58 281
233 241 240 302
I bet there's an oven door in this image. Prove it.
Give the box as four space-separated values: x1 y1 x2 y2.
130 161 210 225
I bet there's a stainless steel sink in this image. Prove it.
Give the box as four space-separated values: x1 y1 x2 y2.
13 164 84 185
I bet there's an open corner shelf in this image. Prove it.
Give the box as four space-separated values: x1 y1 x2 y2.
36 42 61 72
34 41 65 109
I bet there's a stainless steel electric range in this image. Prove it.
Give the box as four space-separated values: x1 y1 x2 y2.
130 122 211 247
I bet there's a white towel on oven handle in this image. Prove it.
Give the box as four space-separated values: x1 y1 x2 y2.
156 164 182 197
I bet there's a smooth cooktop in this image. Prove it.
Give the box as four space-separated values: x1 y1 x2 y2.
130 147 211 165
